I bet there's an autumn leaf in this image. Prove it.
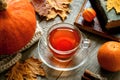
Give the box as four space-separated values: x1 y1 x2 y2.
31 0 72 20
107 0 120 14
31 0 52 16
6 57 45 80
6 62 25 80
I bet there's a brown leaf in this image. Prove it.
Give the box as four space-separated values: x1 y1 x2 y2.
24 57 45 76
31 0 52 16
6 57 45 80
6 62 24 80
31 0 72 20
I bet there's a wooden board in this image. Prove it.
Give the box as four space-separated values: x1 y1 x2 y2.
74 0 120 42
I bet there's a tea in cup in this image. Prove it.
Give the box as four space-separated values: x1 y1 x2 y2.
47 23 82 62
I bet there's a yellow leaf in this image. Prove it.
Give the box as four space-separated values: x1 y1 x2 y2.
107 0 120 14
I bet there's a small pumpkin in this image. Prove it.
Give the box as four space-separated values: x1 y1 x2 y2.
82 8 96 22
0 0 36 55
97 41 120 72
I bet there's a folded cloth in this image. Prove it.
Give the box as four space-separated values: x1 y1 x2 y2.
0 21 43 73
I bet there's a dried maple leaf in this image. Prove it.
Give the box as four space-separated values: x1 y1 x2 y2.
6 62 24 80
46 8 57 20
107 0 120 14
46 0 71 20
31 0 72 20
55 0 72 4
24 57 45 76
31 0 52 16
48 0 72 10
6 57 45 80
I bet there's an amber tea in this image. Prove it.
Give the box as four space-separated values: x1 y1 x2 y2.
47 23 81 61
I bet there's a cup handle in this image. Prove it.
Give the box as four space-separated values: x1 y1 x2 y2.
82 39 91 48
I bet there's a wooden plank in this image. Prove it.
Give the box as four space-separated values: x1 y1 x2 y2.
1 0 120 80
74 0 120 42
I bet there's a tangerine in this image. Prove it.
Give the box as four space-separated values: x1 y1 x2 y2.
97 41 120 72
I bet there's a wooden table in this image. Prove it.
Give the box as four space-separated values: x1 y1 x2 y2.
1 0 120 80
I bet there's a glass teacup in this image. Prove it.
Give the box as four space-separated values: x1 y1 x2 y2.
38 23 90 71
47 23 82 62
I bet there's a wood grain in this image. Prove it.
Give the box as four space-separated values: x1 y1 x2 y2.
1 0 120 80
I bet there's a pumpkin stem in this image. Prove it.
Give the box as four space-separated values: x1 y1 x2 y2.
0 0 7 11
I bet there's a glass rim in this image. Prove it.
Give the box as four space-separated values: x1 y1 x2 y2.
47 23 83 54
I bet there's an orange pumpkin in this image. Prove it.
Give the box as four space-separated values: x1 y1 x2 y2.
97 41 120 72
0 0 36 55
82 8 96 22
